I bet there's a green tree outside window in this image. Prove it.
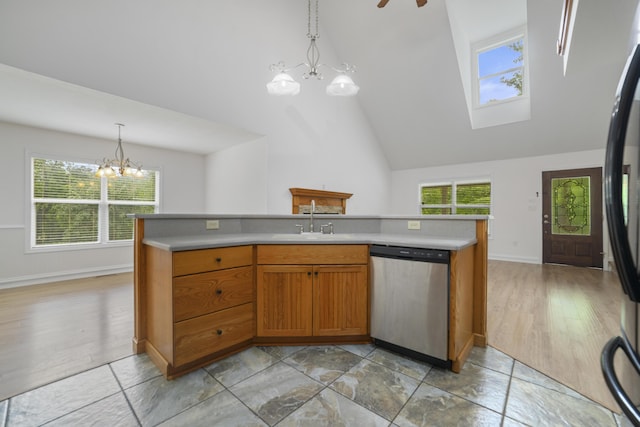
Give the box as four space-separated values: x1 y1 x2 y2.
32 157 158 247
421 181 491 215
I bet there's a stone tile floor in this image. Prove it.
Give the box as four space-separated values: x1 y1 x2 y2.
0 344 632 426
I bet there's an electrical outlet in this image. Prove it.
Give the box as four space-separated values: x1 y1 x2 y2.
206 220 220 230
407 220 421 230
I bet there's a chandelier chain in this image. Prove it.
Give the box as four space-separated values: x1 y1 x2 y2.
95 123 143 177
307 0 319 40
266 0 359 96
115 123 125 162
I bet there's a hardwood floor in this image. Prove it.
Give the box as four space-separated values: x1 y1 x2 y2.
0 273 133 401
0 261 625 414
487 260 622 412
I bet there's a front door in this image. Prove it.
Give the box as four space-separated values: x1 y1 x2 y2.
542 167 603 268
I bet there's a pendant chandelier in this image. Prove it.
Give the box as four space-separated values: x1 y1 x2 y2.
266 0 360 97
95 123 143 177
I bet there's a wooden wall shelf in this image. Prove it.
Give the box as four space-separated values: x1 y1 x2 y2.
289 188 353 214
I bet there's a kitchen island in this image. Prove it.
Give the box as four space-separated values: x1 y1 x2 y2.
133 214 488 379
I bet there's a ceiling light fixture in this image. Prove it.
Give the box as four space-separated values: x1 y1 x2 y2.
95 123 143 177
266 0 359 97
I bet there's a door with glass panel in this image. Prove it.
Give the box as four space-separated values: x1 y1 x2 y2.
542 167 603 268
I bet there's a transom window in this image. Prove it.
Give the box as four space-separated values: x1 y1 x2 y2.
474 30 526 107
421 180 491 215
31 156 159 248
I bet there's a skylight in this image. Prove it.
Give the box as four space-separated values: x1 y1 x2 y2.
477 37 524 105
446 0 529 129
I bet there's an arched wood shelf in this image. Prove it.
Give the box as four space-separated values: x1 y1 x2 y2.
289 188 353 214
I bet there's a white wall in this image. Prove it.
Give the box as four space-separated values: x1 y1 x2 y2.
205 86 392 216
0 121 206 287
390 149 608 265
263 94 391 215
206 138 269 213
0 0 392 217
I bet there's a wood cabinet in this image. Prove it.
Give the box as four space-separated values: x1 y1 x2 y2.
132 216 488 379
256 265 313 336
144 245 255 378
256 245 369 339
313 264 368 336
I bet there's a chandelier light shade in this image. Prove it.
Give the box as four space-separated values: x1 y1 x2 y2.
95 123 143 178
326 74 360 96
266 71 301 96
266 0 359 97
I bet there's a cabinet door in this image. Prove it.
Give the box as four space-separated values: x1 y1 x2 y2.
313 265 368 336
256 265 313 336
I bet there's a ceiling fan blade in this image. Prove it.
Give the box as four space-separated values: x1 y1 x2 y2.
378 0 426 8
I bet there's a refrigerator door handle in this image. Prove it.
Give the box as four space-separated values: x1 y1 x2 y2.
601 336 640 425
605 43 640 302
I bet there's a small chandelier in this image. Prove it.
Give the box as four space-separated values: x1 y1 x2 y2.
95 123 143 177
266 0 360 97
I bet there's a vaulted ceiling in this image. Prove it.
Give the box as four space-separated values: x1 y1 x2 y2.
0 0 637 170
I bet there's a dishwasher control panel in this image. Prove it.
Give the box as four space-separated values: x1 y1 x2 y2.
370 245 449 263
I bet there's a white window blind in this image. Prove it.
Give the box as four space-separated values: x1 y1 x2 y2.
420 180 491 215
31 157 158 248
107 174 157 242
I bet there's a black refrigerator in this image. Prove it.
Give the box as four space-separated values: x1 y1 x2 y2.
602 15 640 425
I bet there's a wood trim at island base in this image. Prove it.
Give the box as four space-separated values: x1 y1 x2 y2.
451 334 475 373
253 336 371 346
146 338 254 380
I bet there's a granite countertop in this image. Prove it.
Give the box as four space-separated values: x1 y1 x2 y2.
143 232 477 252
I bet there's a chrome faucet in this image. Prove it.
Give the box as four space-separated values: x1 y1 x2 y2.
309 200 315 233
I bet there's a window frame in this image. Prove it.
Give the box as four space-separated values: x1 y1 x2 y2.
471 26 529 110
27 152 160 252
419 178 492 216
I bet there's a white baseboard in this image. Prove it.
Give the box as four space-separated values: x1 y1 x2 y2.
489 254 612 270
489 254 540 264
0 264 133 289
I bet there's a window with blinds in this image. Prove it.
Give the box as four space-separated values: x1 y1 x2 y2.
420 179 491 215
107 174 157 241
31 157 158 248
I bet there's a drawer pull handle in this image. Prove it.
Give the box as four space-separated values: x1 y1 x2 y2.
215 289 222 295
215 257 222 263
307 272 312 277
216 329 223 336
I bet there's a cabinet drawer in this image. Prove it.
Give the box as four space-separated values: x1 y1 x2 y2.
174 303 255 366
173 246 253 276
257 244 369 265
173 266 254 322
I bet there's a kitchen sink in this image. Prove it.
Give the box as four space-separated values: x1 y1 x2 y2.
270 233 357 241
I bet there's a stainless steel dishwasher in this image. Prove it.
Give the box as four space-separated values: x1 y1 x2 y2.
370 245 450 367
